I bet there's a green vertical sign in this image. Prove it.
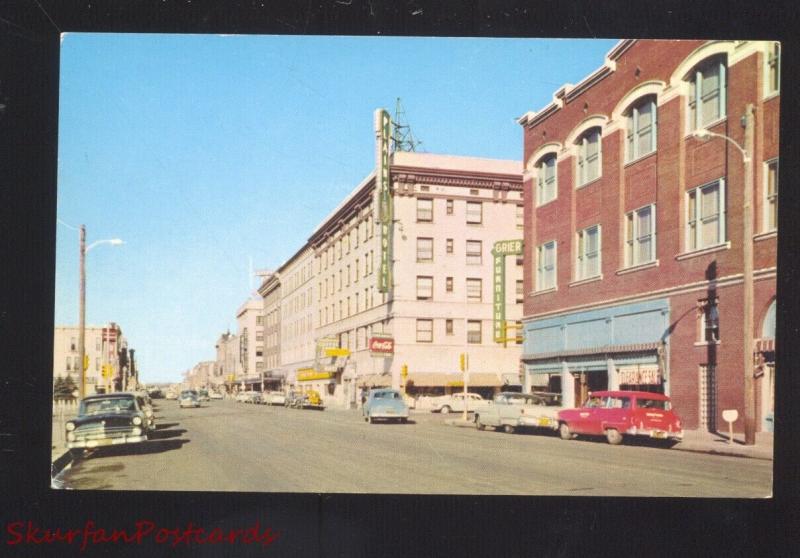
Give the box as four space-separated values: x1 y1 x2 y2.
377 109 392 293
492 240 524 342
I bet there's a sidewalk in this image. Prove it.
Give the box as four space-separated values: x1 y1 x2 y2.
445 418 774 460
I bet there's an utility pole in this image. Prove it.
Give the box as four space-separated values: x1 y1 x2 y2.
743 103 756 445
78 225 86 400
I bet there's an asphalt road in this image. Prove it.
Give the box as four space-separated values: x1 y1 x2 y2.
58 399 772 497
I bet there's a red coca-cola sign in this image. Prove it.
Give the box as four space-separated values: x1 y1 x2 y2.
368 337 394 354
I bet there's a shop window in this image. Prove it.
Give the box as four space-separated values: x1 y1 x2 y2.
536 153 557 205
687 179 726 251
626 97 657 162
688 57 727 131
576 128 602 186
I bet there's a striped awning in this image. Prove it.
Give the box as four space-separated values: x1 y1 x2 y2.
522 342 661 362
755 338 775 353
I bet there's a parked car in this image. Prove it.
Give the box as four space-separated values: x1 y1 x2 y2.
557 390 683 446
265 391 286 406
235 391 257 403
165 391 178 400
429 392 492 414
179 392 201 408
474 392 561 434
284 391 302 407
134 393 156 430
363 388 410 424
209 391 223 400
289 390 325 410
198 389 210 402
65 393 149 456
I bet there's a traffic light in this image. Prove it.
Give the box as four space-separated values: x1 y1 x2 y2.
401 364 408 378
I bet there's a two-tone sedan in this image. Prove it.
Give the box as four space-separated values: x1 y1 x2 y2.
179 391 201 408
363 389 410 424
65 393 149 457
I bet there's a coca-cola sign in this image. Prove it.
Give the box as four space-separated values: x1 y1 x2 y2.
369 337 394 354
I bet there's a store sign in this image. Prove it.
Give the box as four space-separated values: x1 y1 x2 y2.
376 108 392 293
368 336 394 355
492 239 523 342
617 365 661 385
297 370 335 382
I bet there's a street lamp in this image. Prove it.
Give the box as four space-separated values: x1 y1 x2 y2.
692 102 756 445
78 225 124 400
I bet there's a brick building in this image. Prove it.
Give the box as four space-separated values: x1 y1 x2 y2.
518 40 779 432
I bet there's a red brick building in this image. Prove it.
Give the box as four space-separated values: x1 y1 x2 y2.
518 40 779 433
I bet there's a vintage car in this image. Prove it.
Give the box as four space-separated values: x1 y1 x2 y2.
179 391 201 408
265 391 286 406
198 389 210 402
209 391 223 400
429 392 492 414
474 392 561 434
289 390 325 410
363 388 410 424
65 393 149 455
557 390 683 446
235 390 259 403
165 390 178 400
134 393 156 429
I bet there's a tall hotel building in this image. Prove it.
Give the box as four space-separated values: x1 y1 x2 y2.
518 40 779 433
263 110 524 406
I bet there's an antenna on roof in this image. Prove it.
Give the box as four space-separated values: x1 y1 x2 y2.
391 98 422 153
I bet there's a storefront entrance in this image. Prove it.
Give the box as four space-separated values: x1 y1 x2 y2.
574 370 608 406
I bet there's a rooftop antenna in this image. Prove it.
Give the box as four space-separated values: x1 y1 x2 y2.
391 97 422 153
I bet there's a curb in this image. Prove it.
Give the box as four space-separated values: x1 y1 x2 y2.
51 449 73 479
670 445 773 461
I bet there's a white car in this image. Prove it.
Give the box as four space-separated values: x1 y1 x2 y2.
265 391 286 406
429 392 492 414
474 392 562 434
235 391 258 403
209 391 223 400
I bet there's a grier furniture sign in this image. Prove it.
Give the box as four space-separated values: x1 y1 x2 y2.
375 108 392 293
492 239 523 343
368 336 394 356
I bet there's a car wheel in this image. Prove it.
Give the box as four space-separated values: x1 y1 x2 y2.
606 428 623 445
503 424 515 434
367 415 373 424
440 406 451 415
475 415 486 430
559 422 573 440
400 417 408 424
69 448 85 460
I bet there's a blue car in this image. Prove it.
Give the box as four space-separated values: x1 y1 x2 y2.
363 389 410 424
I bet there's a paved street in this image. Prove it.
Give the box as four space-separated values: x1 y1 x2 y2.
58 399 772 497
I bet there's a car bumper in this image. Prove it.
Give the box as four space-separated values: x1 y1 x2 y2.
518 416 559 429
370 411 409 419
626 427 683 441
68 434 147 449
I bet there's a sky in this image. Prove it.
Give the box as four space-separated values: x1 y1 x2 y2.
55 34 618 384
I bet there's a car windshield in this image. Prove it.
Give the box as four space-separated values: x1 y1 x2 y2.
373 391 400 399
82 398 136 415
637 398 671 410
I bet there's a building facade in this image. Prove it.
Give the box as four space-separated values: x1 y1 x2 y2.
214 331 240 392
53 323 128 396
276 246 317 389
234 297 264 390
518 40 779 432
258 272 283 386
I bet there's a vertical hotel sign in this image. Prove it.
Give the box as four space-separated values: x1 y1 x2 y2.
492 240 524 342
375 109 392 293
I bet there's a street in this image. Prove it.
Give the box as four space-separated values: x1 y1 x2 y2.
58 399 772 497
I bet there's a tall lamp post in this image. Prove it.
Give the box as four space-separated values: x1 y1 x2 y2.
693 103 756 445
78 225 124 400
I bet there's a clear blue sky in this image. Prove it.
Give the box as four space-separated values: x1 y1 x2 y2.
55 34 618 384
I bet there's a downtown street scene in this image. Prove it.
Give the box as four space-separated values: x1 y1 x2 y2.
51 37 778 497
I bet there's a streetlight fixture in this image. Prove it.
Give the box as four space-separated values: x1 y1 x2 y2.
692 102 756 445
78 225 124 400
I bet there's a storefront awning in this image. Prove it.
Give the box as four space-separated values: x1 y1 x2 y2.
522 342 661 362
406 372 503 388
356 374 392 388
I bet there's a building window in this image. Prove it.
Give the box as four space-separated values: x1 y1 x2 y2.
416 237 433 262
466 201 482 224
445 276 453 292
687 179 726 251
95 337 100 351
536 241 557 291
446 238 454 254
445 319 454 335
336 239 341 260
516 280 524 303
764 159 778 232
346 265 350 286
626 97 657 162
417 198 433 222
446 199 454 214
698 298 720 343
416 276 433 300
577 128 602 186
688 57 727 130
536 153 557 205
466 278 482 301
766 42 781 96
516 205 524 229
70 337 76 352
466 240 482 265
354 259 360 281
355 292 360 312
467 320 482 344
416 319 433 343
625 204 656 267
576 225 601 280
353 227 359 248
66 357 72 371
338 270 342 291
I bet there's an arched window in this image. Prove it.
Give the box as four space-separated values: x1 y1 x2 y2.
536 153 558 206
576 127 602 186
626 96 657 162
687 56 727 131
761 299 776 339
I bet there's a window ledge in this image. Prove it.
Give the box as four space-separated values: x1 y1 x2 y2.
763 91 780 102
569 275 603 288
575 176 602 190
675 242 731 261
615 260 659 276
684 116 727 139
532 287 557 297
754 230 777 242
536 197 558 209
623 150 656 168
694 341 722 347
